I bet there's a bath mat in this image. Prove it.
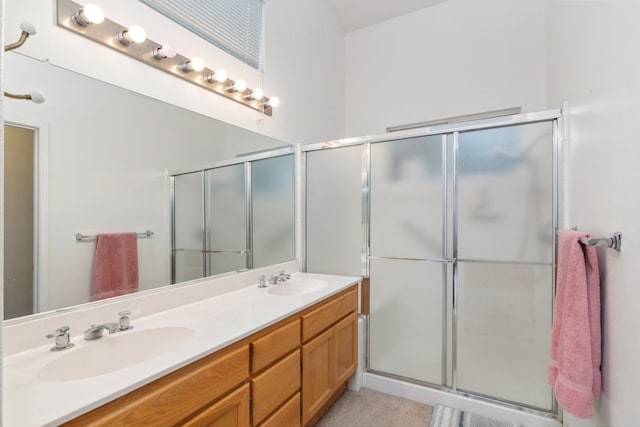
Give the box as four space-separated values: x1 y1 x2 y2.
429 404 519 427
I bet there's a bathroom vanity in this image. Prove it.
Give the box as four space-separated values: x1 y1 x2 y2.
3 269 360 426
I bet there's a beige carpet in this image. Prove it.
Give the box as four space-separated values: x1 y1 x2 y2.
315 387 433 427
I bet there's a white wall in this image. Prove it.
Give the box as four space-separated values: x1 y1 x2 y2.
546 2 640 426
4 0 345 144
345 0 547 137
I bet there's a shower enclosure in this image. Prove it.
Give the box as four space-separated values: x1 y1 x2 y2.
304 110 560 416
170 148 295 283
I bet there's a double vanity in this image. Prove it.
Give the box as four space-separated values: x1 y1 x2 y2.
4 264 360 426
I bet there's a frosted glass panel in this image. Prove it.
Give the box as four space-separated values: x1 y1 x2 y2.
252 155 295 268
457 122 553 263
207 253 248 275
369 258 444 384
456 262 553 410
370 136 443 259
173 172 203 283
306 146 362 276
205 164 247 273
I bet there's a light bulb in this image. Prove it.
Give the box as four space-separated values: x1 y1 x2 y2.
180 57 205 73
74 4 104 26
153 44 177 60
265 96 280 108
29 91 46 104
228 79 247 92
20 21 37 35
246 88 264 100
118 25 146 45
206 69 228 84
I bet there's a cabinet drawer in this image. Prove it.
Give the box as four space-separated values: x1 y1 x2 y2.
302 288 357 342
251 319 300 374
64 345 249 426
258 392 301 427
252 349 301 425
181 384 250 427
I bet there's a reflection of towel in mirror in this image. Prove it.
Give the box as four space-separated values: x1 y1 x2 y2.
548 230 601 418
92 232 139 301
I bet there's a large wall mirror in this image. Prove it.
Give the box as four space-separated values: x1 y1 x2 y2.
3 52 295 321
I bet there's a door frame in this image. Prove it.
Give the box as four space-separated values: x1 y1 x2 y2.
4 116 49 314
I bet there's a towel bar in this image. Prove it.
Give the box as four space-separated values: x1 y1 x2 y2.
75 230 154 242
580 232 622 252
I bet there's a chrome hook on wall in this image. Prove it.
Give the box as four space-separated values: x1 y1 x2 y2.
4 21 46 104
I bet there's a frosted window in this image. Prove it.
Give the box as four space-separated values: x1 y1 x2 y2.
457 122 553 263
370 136 444 259
252 155 295 268
456 262 554 410
306 146 363 276
369 258 444 384
173 172 204 283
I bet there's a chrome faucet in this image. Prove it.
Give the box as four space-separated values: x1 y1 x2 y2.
45 326 74 351
84 322 120 340
258 275 268 288
269 270 291 284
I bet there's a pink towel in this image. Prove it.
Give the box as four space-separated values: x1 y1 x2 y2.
548 230 601 418
92 232 139 301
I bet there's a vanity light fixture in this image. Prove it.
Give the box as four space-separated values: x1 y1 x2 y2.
180 57 205 73
227 79 247 93
206 69 228 84
4 22 45 104
117 25 146 45
245 88 264 101
56 0 278 115
152 44 177 60
73 3 104 26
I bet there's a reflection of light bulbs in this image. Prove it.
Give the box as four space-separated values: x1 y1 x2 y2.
246 88 264 100
181 57 205 72
206 69 228 83
118 25 146 45
153 44 177 60
228 79 247 92
74 4 104 26
265 96 280 108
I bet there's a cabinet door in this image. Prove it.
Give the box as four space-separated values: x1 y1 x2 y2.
302 327 334 425
333 312 358 387
182 384 250 427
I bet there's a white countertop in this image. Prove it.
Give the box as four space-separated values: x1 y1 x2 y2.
3 272 360 427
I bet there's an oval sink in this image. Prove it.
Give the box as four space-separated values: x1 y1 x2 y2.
268 279 328 296
38 326 195 382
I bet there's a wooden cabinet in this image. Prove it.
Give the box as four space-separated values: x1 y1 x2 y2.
182 384 250 427
301 289 358 426
64 284 358 427
64 345 250 426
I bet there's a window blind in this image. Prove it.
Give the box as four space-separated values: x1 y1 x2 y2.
139 0 264 70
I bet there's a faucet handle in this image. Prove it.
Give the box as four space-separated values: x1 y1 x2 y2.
258 275 267 288
45 326 74 351
118 311 133 331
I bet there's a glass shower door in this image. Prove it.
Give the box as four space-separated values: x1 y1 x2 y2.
204 163 248 275
455 122 554 410
172 171 204 283
369 135 447 385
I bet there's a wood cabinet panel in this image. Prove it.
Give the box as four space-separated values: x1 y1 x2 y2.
251 319 300 374
252 350 301 425
302 288 357 342
334 312 358 386
301 328 334 425
182 384 250 427
64 345 249 426
258 392 301 427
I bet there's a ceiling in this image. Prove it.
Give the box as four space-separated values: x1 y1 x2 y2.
327 0 448 33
